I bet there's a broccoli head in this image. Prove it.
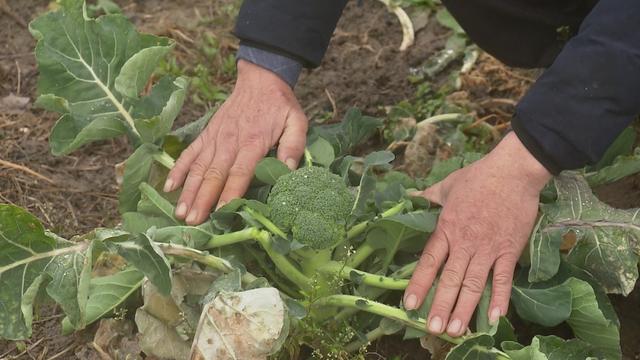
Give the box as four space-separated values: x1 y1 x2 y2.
267 166 354 250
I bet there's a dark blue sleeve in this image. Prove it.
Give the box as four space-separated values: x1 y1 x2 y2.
512 0 640 174
233 0 348 68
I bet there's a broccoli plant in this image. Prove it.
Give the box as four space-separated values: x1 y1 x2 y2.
2 1 639 359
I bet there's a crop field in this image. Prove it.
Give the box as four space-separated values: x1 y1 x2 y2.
1 0 639 359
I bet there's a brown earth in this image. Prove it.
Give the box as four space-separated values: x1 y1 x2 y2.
1 0 639 359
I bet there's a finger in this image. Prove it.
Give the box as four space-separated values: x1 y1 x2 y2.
446 256 493 336
488 254 517 324
174 147 216 220
164 136 204 193
217 146 268 207
277 109 308 170
404 229 448 310
185 142 237 225
427 248 472 334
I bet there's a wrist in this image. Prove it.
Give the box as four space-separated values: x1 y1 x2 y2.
489 132 552 191
236 59 292 93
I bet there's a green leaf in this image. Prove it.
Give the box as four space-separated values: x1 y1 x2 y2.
585 147 640 187
404 280 437 339
122 211 174 233
564 278 621 359
529 172 640 295
0 204 89 340
307 137 335 168
254 158 290 185
351 151 396 218
309 108 383 156
132 76 188 144
370 210 437 270
138 182 180 225
109 233 172 296
119 144 162 213
445 333 497 360
44 240 96 330
511 282 572 327
62 267 145 334
503 336 597 360
30 0 178 154
436 8 465 34
421 152 482 187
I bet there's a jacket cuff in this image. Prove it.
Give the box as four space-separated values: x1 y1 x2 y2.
237 44 303 89
511 116 562 175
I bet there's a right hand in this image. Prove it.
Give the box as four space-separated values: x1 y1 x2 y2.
163 59 308 225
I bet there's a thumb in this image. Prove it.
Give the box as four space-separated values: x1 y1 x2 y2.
416 181 445 206
277 109 308 170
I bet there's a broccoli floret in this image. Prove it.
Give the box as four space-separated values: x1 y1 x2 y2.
267 166 354 250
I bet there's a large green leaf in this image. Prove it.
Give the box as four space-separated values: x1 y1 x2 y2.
30 0 183 154
254 158 290 185
528 172 640 295
502 336 597 360
511 282 572 327
62 267 145 334
137 182 180 225
0 205 89 340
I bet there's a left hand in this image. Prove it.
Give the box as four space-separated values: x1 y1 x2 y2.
403 132 552 337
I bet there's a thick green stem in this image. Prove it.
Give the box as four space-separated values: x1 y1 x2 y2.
244 244 302 298
205 227 262 248
253 230 312 292
155 243 257 284
421 113 463 124
243 206 288 239
320 262 409 290
153 151 176 169
334 261 416 321
314 295 510 360
344 325 389 353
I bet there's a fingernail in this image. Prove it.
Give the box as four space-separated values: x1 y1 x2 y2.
489 307 502 325
428 316 443 333
447 319 462 335
215 201 226 211
404 294 417 310
163 178 174 193
175 203 188 218
285 158 296 171
186 210 199 224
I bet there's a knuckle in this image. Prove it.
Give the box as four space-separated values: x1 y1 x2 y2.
493 272 513 289
440 268 464 287
203 167 225 182
240 132 268 150
461 276 485 295
189 160 208 176
420 251 438 268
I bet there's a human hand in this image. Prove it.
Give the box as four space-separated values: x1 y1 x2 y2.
403 132 552 337
163 60 308 225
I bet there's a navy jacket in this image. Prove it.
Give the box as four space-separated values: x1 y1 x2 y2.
234 0 640 173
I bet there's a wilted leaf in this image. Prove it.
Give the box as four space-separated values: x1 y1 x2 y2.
191 288 288 359
136 308 191 360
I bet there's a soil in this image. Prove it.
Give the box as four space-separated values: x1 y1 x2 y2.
1 0 639 359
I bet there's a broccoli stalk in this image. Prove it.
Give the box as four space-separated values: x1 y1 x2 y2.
314 295 510 360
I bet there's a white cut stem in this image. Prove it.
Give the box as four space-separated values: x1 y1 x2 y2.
378 0 415 51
